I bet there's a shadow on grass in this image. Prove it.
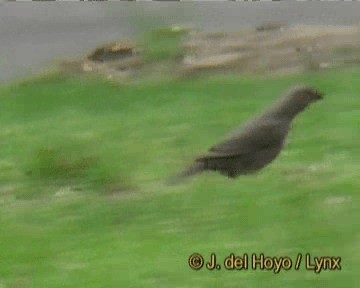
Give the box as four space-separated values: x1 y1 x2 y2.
19 139 133 199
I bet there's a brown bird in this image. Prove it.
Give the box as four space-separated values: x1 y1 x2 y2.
170 86 323 183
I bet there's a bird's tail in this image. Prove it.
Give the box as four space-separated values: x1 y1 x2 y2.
167 162 205 185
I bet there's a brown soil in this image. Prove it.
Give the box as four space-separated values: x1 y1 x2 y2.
60 25 360 80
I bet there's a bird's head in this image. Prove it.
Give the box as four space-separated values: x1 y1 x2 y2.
288 86 324 105
267 86 324 120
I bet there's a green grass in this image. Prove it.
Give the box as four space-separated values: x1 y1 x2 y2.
141 27 188 63
0 68 359 287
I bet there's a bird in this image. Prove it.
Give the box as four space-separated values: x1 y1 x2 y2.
170 86 323 183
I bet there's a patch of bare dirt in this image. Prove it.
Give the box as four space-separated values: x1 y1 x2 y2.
60 25 360 80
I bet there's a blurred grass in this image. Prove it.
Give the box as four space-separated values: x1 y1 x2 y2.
0 68 359 287
141 27 188 63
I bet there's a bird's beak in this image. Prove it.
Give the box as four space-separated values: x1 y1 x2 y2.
315 91 324 101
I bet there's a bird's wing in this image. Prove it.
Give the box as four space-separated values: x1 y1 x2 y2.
196 119 287 160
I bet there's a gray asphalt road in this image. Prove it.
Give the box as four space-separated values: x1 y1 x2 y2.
0 2 359 84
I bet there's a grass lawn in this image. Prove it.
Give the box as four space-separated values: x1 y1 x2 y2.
0 68 358 287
